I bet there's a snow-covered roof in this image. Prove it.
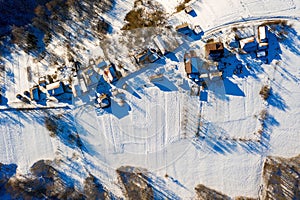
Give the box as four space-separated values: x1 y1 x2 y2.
239 36 257 51
46 82 64 96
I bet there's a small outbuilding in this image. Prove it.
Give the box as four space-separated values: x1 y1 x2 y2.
185 6 194 14
258 26 268 43
193 25 203 35
46 81 65 96
239 36 257 52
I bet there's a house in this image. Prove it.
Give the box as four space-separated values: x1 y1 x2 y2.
239 36 257 52
184 51 199 74
103 65 118 83
46 81 64 96
176 23 191 35
153 35 168 55
135 49 160 65
209 71 223 80
184 51 201 82
193 25 203 35
258 26 268 43
205 42 224 60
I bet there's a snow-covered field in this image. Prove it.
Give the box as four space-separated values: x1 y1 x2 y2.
0 0 300 199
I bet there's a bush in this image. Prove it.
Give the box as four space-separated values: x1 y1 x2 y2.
259 85 270 100
259 109 268 121
45 116 58 136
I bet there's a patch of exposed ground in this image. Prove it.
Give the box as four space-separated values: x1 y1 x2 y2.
1 160 112 199
261 154 300 200
116 166 153 200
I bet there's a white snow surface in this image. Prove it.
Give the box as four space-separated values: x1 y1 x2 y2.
1 0 300 199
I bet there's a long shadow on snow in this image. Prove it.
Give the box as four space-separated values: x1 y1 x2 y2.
145 172 181 200
268 89 289 111
193 112 279 155
280 25 300 56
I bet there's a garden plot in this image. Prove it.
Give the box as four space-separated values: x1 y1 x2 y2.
201 75 264 140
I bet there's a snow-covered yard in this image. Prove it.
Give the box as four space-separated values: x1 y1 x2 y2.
0 0 299 199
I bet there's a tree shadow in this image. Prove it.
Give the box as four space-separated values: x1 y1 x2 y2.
146 172 181 200
220 53 261 80
279 25 300 56
193 111 280 155
268 89 288 111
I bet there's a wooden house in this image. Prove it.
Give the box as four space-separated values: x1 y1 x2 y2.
205 42 224 60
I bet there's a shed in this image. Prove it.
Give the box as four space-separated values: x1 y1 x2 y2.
239 36 257 52
258 26 268 43
193 25 203 35
185 6 193 14
38 77 47 87
46 82 64 96
205 42 224 60
79 78 88 93
72 78 82 97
